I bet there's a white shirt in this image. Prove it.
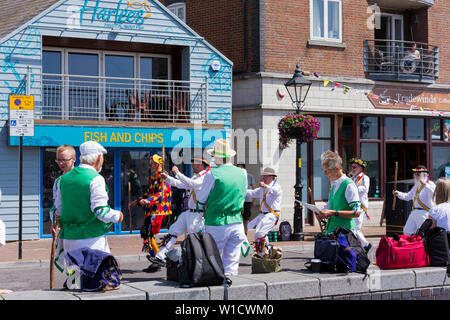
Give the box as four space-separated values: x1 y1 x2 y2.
429 203 450 231
351 172 370 209
54 164 121 224
246 179 282 213
164 170 207 211
323 174 360 211
187 163 248 206
397 181 436 211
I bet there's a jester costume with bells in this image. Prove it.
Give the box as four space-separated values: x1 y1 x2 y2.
135 154 172 270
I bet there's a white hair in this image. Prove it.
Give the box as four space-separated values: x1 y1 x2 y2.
321 150 343 170
80 153 101 165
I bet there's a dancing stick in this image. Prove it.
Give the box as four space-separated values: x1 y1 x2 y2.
128 181 132 234
392 161 398 211
50 231 56 289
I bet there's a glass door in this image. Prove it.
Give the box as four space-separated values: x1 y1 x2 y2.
67 52 99 120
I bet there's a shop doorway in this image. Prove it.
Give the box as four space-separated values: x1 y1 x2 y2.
385 143 427 183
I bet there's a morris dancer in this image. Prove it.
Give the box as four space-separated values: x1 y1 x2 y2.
129 153 172 273
54 141 123 274
319 151 361 234
196 139 248 276
350 158 372 252
245 167 282 259
148 157 210 267
393 165 436 235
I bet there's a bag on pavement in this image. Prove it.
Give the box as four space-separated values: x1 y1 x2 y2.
424 227 450 267
334 227 370 273
375 234 429 269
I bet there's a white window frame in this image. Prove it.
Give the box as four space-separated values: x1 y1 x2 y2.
167 2 186 22
310 0 343 43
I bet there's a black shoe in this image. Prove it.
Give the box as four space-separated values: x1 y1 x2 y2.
146 255 166 267
142 263 161 273
364 243 372 254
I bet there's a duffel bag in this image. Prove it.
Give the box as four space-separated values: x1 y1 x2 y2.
376 234 429 270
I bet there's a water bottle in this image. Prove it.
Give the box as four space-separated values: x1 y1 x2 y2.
374 185 380 198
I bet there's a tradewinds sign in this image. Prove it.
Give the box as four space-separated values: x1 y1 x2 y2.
68 0 152 30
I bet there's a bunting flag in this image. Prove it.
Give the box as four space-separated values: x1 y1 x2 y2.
311 72 450 118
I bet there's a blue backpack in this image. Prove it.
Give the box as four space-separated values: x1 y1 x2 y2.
336 234 357 273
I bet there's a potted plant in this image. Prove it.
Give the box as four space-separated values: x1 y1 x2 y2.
278 113 321 149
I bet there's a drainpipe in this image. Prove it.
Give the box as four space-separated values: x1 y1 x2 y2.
234 0 248 74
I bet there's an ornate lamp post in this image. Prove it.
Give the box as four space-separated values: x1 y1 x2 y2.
284 65 312 241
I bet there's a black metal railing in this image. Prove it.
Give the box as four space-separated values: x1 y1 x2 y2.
364 39 439 83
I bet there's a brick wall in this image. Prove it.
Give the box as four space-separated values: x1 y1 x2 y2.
428 0 450 84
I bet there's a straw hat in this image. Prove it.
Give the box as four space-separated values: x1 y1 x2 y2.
207 139 236 158
261 167 277 176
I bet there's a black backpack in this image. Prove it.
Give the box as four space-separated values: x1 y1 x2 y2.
279 221 292 241
333 227 370 274
424 227 450 267
178 232 231 298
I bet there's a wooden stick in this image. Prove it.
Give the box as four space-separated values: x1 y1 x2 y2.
50 232 56 289
128 182 132 234
392 161 398 211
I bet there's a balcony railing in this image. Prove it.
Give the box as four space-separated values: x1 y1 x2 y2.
364 39 439 83
36 74 208 123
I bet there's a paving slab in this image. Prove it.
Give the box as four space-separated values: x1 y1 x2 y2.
209 275 267 300
2 289 79 300
71 284 147 300
367 268 415 292
412 267 448 288
127 280 209 300
238 271 320 300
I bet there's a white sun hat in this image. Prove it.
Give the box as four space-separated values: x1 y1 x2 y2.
80 140 107 156
207 139 236 158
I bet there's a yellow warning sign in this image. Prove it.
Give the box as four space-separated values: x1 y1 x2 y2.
9 95 34 110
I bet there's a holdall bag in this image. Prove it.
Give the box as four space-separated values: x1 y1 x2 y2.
424 227 450 267
333 227 370 273
376 234 429 270
335 233 357 273
314 234 339 272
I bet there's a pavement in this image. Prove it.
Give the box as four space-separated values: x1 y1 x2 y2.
2 224 450 302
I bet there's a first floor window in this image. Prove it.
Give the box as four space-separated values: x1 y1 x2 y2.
311 0 342 42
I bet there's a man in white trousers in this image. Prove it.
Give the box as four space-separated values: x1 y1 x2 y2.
245 168 282 258
148 157 210 267
393 165 436 235
350 158 371 252
195 139 248 276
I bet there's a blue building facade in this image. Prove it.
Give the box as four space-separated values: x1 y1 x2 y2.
0 0 232 241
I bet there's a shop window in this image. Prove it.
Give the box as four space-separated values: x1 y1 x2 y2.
445 120 450 142
317 117 331 138
168 3 186 22
42 148 61 236
431 119 441 140
313 139 332 200
385 117 404 140
342 117 353 140
407 118 425 141
360 116 379 140
361 143 380 198
310 0 342 42
432 146 450 180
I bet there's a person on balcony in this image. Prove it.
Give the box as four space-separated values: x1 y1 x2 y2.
393 165 436 235
147 156 210 268
318 151 361 235
245 167 282 259
129 153 172 273
54 141 123 274
349 158 372 252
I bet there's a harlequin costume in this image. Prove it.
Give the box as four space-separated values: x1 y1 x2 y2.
350 158 371 248
246 167 282 258
148 157 210 267
395 166 435 235
137 154 172 259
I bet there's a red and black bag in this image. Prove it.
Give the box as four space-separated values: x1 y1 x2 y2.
376 234 429 269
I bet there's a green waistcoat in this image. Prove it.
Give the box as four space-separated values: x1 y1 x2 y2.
204 165 246 226
325 177 357 234
59 166 110 240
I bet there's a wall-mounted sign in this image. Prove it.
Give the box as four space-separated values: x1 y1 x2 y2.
69 0 152 30
368 86 450 112
211 60 221 72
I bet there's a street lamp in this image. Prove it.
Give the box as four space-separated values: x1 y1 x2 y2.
284 65 312 241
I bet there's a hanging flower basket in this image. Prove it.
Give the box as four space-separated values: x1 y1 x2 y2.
278 113 321 149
